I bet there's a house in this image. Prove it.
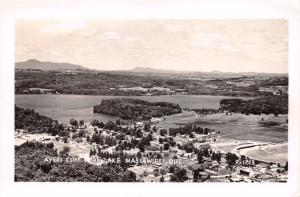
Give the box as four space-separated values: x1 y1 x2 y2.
120 86 148 92
273 89 282 96
198 144 211 151
184 153 193 158
135 122 144 127
276 85 288 94
150 117 163 123
29 88 55 94
259 87 274 93
230 177 242 182
189 163 203 171
174 88 185 92
199 172 209 178
212 160 219 167
240 168 254 177
198 137 206 143
151 87 171 92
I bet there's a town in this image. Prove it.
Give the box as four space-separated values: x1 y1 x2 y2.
15 98 288 182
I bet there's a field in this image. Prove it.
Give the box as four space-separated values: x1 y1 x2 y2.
158 112 288 143
245 143 288 164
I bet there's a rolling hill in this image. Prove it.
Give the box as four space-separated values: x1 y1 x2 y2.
15 59 88 71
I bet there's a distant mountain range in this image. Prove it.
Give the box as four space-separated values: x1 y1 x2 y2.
128 67 224 74
15 59 287 76
15 59 88 71
128 67 287 77
129 66 185 73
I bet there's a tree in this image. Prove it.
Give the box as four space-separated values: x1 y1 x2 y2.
193 169 200 182
159 175 165 182
79 120 85 127
170 168 187 182
145 133 153 142
121 171 137 182
197 151 204 164
212 152 221 162
168 137 176 146
91 119 104 128
153 169 160 177
40 162 52 173
159 138 164 144
105 121 117 130
164 143 170 150
144 122 151 132
70 118 78 127
72 133 79 140
86 135 91 142
138 143 145 152
284 161 288 171
78 129 85 138
159 129 167 136
183 143 194 153
137 151 142 160
226 153 239 166
46 142 54 149
63 136 68 143
59 146 70 157
216 152 221 163
241 155 246 162
58 130 70 137
90 148 96 157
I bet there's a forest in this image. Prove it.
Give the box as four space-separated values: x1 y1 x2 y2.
219 95 288 115
15 70 187 95
15 141 137 182
93 98 182 120
15 69 288 97
15 105 65 136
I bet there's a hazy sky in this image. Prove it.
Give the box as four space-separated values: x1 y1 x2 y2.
16 20 288 73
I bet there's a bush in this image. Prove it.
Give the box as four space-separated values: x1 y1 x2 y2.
63 136 68 143
70 118 78 127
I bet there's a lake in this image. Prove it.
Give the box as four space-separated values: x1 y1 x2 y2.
15 94 251 124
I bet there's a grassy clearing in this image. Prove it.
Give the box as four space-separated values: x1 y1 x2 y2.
158 112 288 143
246 144 288 164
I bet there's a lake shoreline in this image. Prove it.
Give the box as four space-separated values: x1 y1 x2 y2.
15 94 253 124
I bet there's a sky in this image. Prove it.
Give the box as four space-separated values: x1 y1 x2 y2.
15 20 288 73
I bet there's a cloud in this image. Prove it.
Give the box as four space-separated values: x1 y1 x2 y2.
98 31 120 40
124 36 144 42
219 44 238 52
195 33 223 41
78 29 97 37
50 51 61 56
16 20 287 73
164 25 191 32
191 33 225 48
41 21 87 35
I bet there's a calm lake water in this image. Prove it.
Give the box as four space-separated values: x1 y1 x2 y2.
15 94 251 124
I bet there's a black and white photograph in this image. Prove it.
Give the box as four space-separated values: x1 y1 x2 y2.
1 0 300 197
14 19 289 182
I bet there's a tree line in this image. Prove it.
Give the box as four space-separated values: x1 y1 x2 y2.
15 106 65 136
93 98 182 120
219 96 288 115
